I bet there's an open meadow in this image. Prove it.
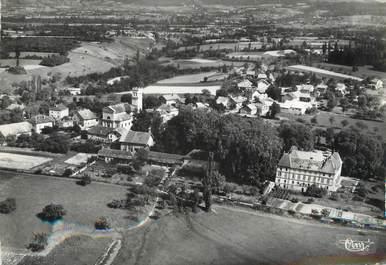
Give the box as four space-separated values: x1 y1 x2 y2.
113 206 386 265
277 111 386 142
0 36 153 92
16 236 113 265
0 171 128 250
163 58 246 70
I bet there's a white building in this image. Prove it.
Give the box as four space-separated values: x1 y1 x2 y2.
30 115 54 134
155 104 179 123
101 103 133 129
275 147 342 192
63 87 81 96
279 100 313 115
73 109 98 130
237 80 253 90
49 105 69 121
256 80 270 93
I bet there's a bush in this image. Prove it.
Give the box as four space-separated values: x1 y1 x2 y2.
7 66 27 75
223 183 238 194
39 204 66 222
95 216 110 230
71 142 101 153
304 198 314 204
329 192 339 201
107 199 127 209
117 164 135 174
304 184 327 198
77 175 91 186
0 198 16 214
144 173 163 187
62 168 73 177
28 233 48 252
288 209 296 215
40 54 70 67
352 195 364 201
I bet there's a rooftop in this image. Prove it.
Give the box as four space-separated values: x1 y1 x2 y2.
0 121 33 137
120 130 152 145
98 148 133 160
76 109 97 120
49 105 69 112
278 147 342 174
30 115 54 125
103 103 129 114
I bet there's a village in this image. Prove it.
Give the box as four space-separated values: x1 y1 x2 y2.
0 0 386 264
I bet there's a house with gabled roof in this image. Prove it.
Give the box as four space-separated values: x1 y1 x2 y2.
237 79 253 90
73 109 98 130
30 114 54 134
159 94 182 106
120 130 154 153
49 105 69 121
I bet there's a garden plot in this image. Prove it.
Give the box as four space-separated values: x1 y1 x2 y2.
65 153 93 166
0 152 52 170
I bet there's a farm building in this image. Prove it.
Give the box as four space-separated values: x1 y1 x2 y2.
98 148 133 163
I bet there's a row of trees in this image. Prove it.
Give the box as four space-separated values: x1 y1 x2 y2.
5 132 70 154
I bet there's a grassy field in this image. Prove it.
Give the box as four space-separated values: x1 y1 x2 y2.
0 152 52 170
0 171 128 250
177 42 263 52
157 71 218 84
0 36 153 93
113 206 386 265
315 63 386 80
17 236 113 265
164 58 246 70
277 111 386 142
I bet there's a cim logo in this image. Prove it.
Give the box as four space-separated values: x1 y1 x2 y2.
337 235 376 254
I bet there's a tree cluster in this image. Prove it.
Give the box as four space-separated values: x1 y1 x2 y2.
157 106 283 184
